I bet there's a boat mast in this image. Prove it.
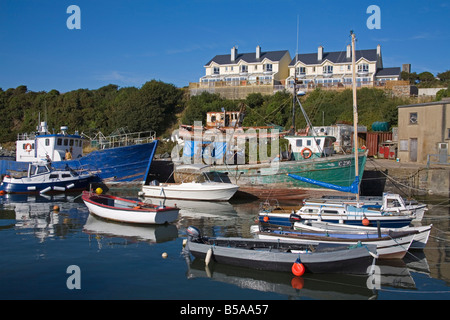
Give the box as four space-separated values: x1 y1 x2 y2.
351 31 360 203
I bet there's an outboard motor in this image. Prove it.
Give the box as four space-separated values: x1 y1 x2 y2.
186 226 201 241
289 213 302 223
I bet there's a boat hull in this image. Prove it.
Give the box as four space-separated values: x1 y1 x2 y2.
1 176 92 194
254 229 415 259
258 211 413 228
187 237 376 274
293 221 432 250
141 182 239 201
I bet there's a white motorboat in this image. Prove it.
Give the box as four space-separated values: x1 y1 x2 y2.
140 171 239 201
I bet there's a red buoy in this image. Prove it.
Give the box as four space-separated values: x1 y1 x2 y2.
292 262 305 276
263 216 269 222
362 218 370 226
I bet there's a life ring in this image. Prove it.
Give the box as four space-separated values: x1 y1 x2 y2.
25 143 32 152
301 147 312 159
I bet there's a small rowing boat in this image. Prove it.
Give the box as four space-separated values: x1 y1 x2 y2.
82 191 179 224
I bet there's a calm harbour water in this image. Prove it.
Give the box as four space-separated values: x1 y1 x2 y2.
0 190 449 301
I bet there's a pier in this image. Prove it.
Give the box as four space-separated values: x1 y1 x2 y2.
361 158 450 198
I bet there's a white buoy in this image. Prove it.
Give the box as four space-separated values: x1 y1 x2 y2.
205 248 213 266
162 252 168 259
182 239 187 247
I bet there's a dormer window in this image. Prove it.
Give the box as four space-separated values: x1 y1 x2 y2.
323 65 333 75
213 67 220 75
358 63 369 74
296 67 306 75
240 65 248 73
264 64 273 72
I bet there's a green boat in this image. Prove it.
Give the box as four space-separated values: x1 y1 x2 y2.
173 136 367 200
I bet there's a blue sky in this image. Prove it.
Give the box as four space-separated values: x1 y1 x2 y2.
1 0 449 92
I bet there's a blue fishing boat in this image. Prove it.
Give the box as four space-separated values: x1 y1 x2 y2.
0 122 158 184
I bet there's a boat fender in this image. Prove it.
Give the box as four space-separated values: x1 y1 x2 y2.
292 258 305 276
40 186 52 194
205 248 213 266
53 186 66 192
66 183 75 189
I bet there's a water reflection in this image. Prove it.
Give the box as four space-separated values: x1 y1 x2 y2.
185 254 376 300
0 193 88 242
83 214 178 247
0 190 448 299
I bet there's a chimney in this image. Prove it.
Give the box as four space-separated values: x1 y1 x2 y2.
376 44 381 58
346 45 351 59
318 46 323 61
231 46 237 62
256 45 261 59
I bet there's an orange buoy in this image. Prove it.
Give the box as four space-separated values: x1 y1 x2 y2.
0 190 6 195
292 260 305 276
291 277 305 290
263 216 269 222
53 205 60 212
362 218 370 226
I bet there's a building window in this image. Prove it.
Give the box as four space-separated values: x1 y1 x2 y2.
358 63 369 73
409 112 418 124
323 65 333 74
213 67 219 75
399 140 408 151
447 128 450 140
265 64 272 72
296 67 306 75
240 65 248 73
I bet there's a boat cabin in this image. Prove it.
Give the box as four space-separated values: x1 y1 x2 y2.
16 122 83 163
284 136 336 160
